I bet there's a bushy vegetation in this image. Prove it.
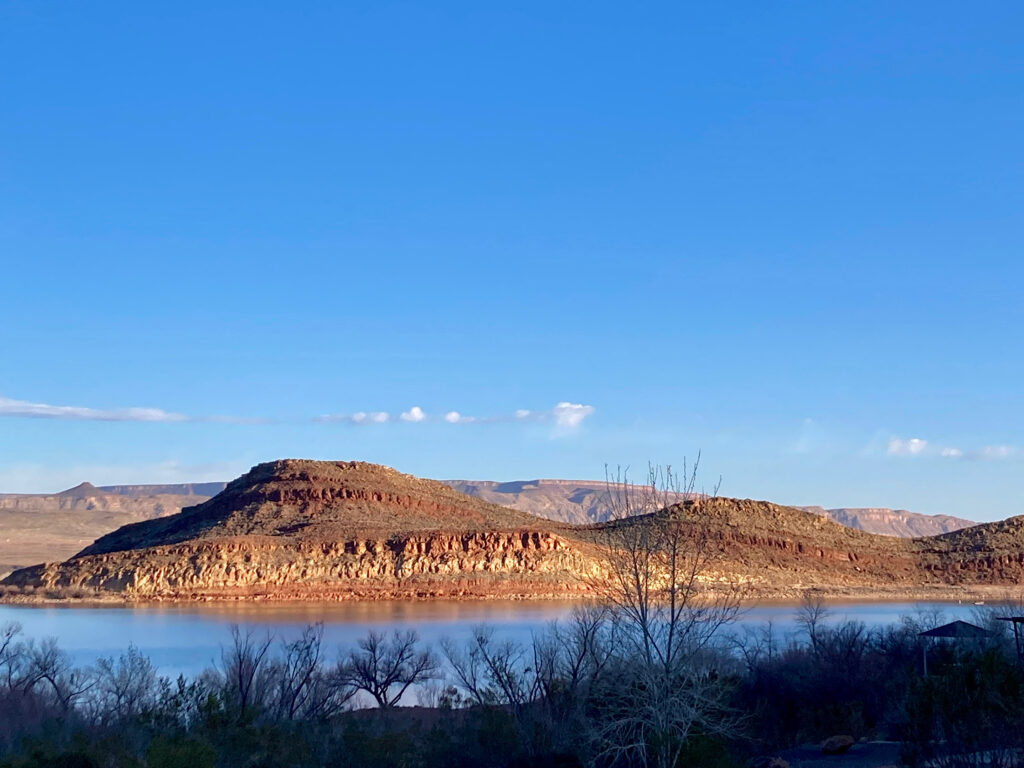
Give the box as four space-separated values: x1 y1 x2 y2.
2 597 1024 768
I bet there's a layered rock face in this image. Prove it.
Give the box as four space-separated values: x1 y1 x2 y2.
4 460 1023 601
9 531 595 599
0 474 977 579
4 461 600 599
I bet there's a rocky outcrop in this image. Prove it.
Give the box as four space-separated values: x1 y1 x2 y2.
6 530 598 599
3 461 598 600
820 736 855 755
4 460 1024 602
0 474 979 577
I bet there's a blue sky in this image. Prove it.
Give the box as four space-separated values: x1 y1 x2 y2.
1 2 1022 520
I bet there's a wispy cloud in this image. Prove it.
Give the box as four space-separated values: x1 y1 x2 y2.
315 411 391 425
0 395 187 423
887 435 1017 461
887 437 928 456
550 402 595 429
316 402 596 431
976 445 1016 460
943 444 1017 461
3 393 598 433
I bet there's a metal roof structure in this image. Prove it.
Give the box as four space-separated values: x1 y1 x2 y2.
918 620 994 676
919 620 992 639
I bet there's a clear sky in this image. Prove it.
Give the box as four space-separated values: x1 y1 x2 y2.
1 2 1022 520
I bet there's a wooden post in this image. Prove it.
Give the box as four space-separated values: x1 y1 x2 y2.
1014 621 1023 667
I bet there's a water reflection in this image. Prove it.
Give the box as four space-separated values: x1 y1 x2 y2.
0 600 983 678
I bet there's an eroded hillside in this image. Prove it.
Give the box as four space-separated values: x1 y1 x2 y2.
2 460 1020 602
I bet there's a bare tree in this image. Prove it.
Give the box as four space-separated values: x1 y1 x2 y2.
444 623 592 759
269 624 355 720
220 625 273 720
92 644 158 723
341 629 436 708
795 589 832 654
443 627 543 712
587 460 744 768
731 620 780 674
27 637 94 713
0 623 33 697
532 606 612 709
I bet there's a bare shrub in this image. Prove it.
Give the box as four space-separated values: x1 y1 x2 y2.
795 590 832 653
268 624 355 720
91 644 158 723
218 625 273 720
26 637 94 712
340 629 437 708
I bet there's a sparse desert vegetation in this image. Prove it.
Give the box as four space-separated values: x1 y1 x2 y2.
2 599 1024 768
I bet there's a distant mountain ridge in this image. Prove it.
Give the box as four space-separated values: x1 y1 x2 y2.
443 479 976 537
0 483 215 572
1 460 1018 602
0 476 977 575
797 506 975 538
99 482 228 497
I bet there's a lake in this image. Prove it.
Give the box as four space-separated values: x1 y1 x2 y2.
0 599 986 679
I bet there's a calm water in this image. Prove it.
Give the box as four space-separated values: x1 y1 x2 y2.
0 600 984 678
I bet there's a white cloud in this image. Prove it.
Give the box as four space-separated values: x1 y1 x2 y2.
887 437 928 456
442 402 595 430
551 402 595 429
352 411 389 425
888 438 1017 461
0 395 187 422
976 445 1015 460
400 406 426 423
315 411 391 425
316 401 595 431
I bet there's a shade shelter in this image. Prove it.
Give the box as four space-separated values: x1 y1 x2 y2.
918 620 993 676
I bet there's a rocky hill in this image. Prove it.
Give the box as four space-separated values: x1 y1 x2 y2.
445 480 976 536
0 476 971 577
2 460 1021 602
3 461 593 600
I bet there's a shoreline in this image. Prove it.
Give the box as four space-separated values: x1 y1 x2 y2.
0 583 1018 608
